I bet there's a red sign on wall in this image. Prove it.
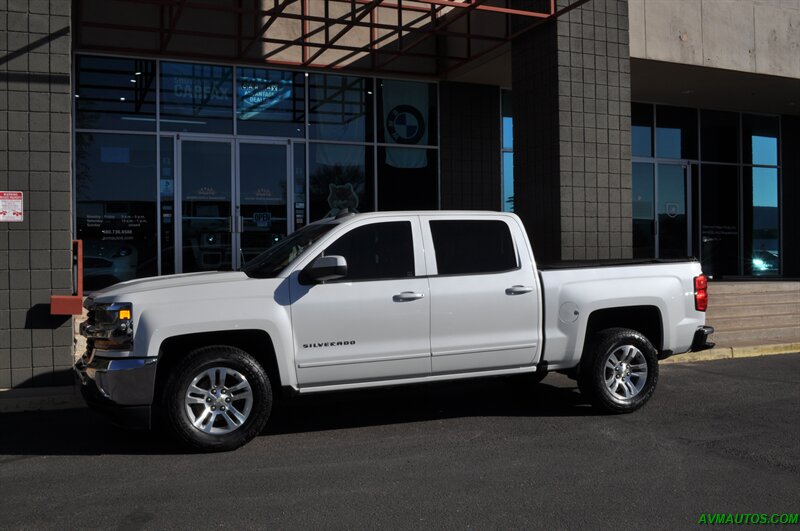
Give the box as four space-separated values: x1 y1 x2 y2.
0 192 23 222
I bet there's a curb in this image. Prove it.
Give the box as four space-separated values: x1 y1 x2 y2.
0 345 798 414
662 342 800 364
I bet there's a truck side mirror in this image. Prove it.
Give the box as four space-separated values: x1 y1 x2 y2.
306 255 348 282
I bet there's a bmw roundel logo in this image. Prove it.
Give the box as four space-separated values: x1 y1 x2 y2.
386 105 425 144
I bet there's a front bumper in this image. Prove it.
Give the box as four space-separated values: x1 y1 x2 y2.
74 352 158 430
690 325 716 352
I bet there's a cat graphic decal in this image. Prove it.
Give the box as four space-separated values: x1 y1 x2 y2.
325 183 360 218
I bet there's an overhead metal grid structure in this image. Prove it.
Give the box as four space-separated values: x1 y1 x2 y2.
76 0 590 75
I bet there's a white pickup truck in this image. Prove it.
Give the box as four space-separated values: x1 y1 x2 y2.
76 211 714 451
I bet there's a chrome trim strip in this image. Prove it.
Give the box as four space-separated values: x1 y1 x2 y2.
297 351 430 369
432 343 537 357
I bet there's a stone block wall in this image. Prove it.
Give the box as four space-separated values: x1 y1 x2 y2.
439 81 502 211
0 0 74 388
512 0 633 262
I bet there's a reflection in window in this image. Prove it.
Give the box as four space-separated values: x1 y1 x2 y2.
160 62 233 134
743 114 779 166
76 55 156 131
502 152 514 212
236 67 305 137
700 110 739 163
700 164 740 277
501 90 514 212
632 163 655 258
309 74 373 142
75 133 157 290
378 147 437 211
656 106 697 159
309 143 373 220
502 90 513 150
632 103 653 158
744 167 779 276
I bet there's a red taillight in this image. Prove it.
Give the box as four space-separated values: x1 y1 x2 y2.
694 274 708 312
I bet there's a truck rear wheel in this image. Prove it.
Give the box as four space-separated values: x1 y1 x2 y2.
163 345 272 452
578 328 658 414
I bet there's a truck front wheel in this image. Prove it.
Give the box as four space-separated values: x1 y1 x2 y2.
578 328 658 414
163 345 273 452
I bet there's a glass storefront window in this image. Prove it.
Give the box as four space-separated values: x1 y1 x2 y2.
308 74 373 142
160 62 234 134
75 133 158 290
700 164 740 277
377 147 437 211
744 166 780 276
309 143 373 220
502 90 513 150
73 55 444 280
700 110 739 163
377 79 437 146
502 152 514 212
632 103 653 158
76 56 156 131
656 105 697 160
160 137 175 275
632 162 655 258
743 114 779 166
236 67 305 137
293 143 307 229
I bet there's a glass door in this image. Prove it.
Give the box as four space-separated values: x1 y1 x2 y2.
176 138 292 273
236 141 290 267
632 161 692 259
657 163 690 258
177 138 234 273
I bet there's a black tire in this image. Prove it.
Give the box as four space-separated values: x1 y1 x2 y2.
163 345 272 452
578 327 658 414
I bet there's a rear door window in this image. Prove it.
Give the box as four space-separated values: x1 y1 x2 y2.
430 220 518 275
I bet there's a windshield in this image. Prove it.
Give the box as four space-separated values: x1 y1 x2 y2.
242 222 336 278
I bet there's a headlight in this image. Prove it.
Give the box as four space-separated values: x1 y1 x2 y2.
81 302 134 350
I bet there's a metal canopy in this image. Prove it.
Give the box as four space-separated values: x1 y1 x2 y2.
76 0 589 75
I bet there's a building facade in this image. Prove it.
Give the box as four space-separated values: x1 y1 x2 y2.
1 0 798 388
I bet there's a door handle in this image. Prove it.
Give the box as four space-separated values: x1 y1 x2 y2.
393 291 425 302
505 285 534 295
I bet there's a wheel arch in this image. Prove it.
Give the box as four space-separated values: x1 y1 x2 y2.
583 305 664 353
154 329 282 406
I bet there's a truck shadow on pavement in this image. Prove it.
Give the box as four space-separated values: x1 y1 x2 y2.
0 375 591 456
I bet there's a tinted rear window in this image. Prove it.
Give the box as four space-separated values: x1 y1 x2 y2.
430 220 518 275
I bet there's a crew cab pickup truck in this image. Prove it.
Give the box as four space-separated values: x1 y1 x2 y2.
76 211 714 451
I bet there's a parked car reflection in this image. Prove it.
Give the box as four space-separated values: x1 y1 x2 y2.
83 241 139 291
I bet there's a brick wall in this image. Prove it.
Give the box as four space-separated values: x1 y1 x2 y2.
0 0 74 388
512 0 633 262
439 81 502 211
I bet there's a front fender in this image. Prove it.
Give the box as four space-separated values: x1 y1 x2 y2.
136 298 296 389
